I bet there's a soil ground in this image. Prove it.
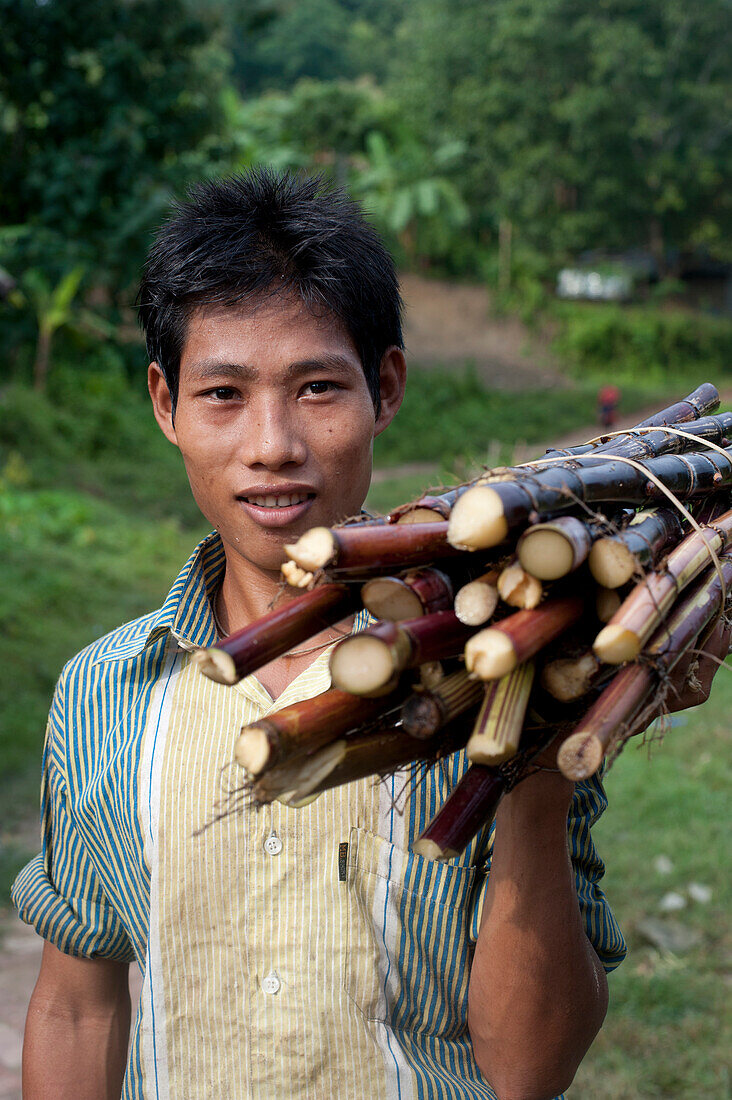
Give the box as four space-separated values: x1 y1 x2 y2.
400 273 564 389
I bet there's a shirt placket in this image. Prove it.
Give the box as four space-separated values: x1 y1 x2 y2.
236 652 334 1096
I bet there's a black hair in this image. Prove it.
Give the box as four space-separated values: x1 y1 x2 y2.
137 168 403 415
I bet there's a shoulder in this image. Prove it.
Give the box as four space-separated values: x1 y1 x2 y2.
51 609 171 734
60 609 163 680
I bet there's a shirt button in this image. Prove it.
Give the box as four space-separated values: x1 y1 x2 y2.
261 970 281 995
264 832 283 856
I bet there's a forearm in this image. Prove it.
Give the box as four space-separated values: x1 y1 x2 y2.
468 770 608 1100
23 951 131 1100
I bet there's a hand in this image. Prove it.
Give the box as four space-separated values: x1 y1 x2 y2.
663 616 732 713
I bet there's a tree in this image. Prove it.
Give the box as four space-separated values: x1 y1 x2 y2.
0 0 233 295
394 0 732 267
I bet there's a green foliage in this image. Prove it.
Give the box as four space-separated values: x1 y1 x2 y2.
568 681 731 1097
228 0 404 93
0 370 203 528
552 303 732 380
232 78 469 265
373 365 666 468
394 0 732 266
0 484 203 786
0 0 233 291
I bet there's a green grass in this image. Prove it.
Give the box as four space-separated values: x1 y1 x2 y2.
373 365 674 469
566 673 732 1098
1 367 730 1095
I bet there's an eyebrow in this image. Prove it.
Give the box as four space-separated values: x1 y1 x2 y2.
190 354 360 382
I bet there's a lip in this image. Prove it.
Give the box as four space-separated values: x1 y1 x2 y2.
236 485 317 529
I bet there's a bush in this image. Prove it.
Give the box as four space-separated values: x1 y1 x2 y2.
374 364 665 468
552 303 732 380
0 373 203 527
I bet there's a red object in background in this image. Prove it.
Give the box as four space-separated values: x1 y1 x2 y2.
598 384 621 429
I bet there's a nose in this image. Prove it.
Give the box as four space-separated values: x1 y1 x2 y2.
239 395 308 471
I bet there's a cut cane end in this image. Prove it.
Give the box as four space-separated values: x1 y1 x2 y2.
466 738 515 766
518 531 575 581
497 562 543 609
330 635 396 696
396 507 444 525
557 733 603 781
412 838 454 862
454 581 499 626
418 661 444 689
281 560 315 589
234 727 271 776
448 487 509 550
361 577 424 621
540 654 599 702
193 646 238 685
595 587 622 623
588 539 635 589
464 630 517 681
593 623 640 665
285 527 336 572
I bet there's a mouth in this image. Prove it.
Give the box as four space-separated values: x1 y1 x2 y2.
236 490 316 529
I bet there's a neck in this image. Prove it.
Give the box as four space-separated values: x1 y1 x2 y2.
214 547 289 636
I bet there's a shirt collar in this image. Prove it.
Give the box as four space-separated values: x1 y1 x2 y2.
95 532 372 666
95 530 225 663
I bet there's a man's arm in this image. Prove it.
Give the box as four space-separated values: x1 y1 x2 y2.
467 769 607 1100
467 616 731 1099
23 940 131 1100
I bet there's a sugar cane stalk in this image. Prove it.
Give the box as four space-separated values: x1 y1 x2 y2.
588 507 685 589
542 385 720 460
465 595 584 681
412 766 505 861
194 583 358 685
285 520 461 577
594 508 732 664
389 490 460 524
517 516 594 581
235 685 407 777
266 710 475 804
330 610 478 696
467 662 535 765
559 554 732 779
361 567 454 621
448 446 732 552
413 719 558 861
400 669 484 739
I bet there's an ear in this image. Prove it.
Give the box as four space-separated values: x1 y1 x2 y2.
148 363 178 447
374 346 407 438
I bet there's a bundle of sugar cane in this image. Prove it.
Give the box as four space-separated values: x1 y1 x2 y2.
193 384 732 860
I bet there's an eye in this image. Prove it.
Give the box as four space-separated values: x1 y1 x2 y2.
302 380 336 396
208 386 238 401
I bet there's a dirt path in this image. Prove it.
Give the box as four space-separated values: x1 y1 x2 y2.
400 273 564 389
0 913 142 1099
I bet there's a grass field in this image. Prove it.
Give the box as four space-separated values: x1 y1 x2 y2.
1 366 729 1095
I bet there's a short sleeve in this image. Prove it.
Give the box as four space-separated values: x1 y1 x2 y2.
467 772 626 973
11 675 136 963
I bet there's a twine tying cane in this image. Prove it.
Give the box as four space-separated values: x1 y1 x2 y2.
516 426 730 613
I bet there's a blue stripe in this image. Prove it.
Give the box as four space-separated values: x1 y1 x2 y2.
380 774 403 1097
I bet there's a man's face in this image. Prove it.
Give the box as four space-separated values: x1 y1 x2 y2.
150 294 404 574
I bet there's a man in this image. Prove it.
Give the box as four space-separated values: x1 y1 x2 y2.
14 170 715 1099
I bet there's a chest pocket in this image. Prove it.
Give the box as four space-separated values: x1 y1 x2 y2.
343 827 477 1037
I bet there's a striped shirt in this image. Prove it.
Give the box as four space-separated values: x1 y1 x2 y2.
13 531 626 1099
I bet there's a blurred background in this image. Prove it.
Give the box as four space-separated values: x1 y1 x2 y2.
0 2 730 1096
